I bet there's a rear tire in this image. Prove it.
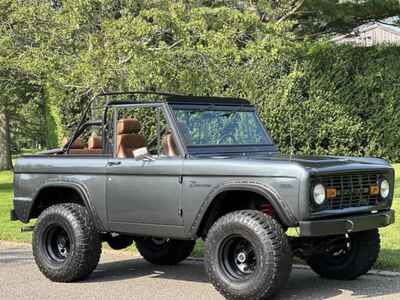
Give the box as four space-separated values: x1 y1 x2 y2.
204 210 292 300
306 229 380 280
32 203 102 282
135 238 195 265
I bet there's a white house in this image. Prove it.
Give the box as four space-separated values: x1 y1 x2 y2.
332 21 400 46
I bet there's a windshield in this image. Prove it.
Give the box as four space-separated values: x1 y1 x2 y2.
173 108 272 146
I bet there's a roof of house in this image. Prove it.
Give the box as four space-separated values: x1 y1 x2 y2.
332 17 400 42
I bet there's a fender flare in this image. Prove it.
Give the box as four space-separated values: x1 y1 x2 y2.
189 180 298 236
30 181 105 231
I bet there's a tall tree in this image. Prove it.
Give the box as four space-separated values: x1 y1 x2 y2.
295 0 400 36
0 0 399 169
195 1 400 36
0 110 12 170
0 0 58 169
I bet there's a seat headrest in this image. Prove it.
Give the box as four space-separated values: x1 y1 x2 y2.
117 118 141 134
63 137 83 149
88 136 102 149
162 132 178 156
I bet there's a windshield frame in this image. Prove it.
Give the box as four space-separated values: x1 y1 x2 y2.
170 104 278 156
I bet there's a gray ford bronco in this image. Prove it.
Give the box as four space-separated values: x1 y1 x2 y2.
11 92 395 300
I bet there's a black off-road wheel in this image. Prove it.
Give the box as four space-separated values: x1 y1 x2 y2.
204 210 292 300
306 229 380 280
135 238 195 265
32 203 102 282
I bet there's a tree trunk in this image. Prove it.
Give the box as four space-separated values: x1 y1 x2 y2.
6 111 13 170
39 89 47 149
0 110 12 170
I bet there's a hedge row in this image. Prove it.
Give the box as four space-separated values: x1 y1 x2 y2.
226 43 400 161
263 43 400 162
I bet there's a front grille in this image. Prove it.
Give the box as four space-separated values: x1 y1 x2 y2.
311 173 384 212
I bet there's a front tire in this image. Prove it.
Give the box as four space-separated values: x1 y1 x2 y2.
32 203 102 282
204 210 292 300
135 238 195 265
306 229 380 280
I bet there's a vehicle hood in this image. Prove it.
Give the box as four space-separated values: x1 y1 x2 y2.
246 154 392 173
264 155 387 165
197 153 392 175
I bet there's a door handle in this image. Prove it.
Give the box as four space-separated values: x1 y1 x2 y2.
107 161 122 167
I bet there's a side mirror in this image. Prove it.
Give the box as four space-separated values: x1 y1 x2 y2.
133 147 154 161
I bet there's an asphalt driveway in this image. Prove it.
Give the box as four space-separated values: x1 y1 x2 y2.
1 241 399 300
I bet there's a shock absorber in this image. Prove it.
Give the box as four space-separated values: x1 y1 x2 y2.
259 202 273 216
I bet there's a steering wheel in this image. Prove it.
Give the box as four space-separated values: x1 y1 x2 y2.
218 133 237 144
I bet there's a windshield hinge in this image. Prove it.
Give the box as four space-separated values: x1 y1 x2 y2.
179 175 183 184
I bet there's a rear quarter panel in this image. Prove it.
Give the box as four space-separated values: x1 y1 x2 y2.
14 156 108 228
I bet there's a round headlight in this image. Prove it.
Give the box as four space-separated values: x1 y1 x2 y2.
313 184 326 205
380 179 390 199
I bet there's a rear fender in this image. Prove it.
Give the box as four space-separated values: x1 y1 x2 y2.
14 181 105 231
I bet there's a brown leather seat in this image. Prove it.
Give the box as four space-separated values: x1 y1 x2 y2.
88 135 103 154
63 137 90 155
116 118 146 158
162 123 191 156
162 131 178 156
63 137 82 149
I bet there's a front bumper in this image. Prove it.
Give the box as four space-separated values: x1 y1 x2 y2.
299 210 395 237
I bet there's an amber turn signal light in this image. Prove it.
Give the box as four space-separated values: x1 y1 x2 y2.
370 185 379 196
326 187 337 199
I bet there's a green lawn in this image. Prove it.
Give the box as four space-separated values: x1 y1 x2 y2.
1 165 399 270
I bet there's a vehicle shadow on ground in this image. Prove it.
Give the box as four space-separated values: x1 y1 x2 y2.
277 272 400 300
88 258 209 284
87 257 400 299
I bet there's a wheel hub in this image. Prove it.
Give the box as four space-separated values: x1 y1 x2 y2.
237 252 247 263
235 249 254 274
220 236 257 280
57 236 68 257
45 225 71 262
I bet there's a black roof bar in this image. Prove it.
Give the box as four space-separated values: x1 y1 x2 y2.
97 91 185 103
95 91 250 106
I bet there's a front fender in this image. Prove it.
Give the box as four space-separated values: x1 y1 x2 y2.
189 180 298 236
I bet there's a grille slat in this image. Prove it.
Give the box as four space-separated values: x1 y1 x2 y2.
311 173 382 212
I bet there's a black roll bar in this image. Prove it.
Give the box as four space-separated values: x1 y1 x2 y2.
64 91 182 153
